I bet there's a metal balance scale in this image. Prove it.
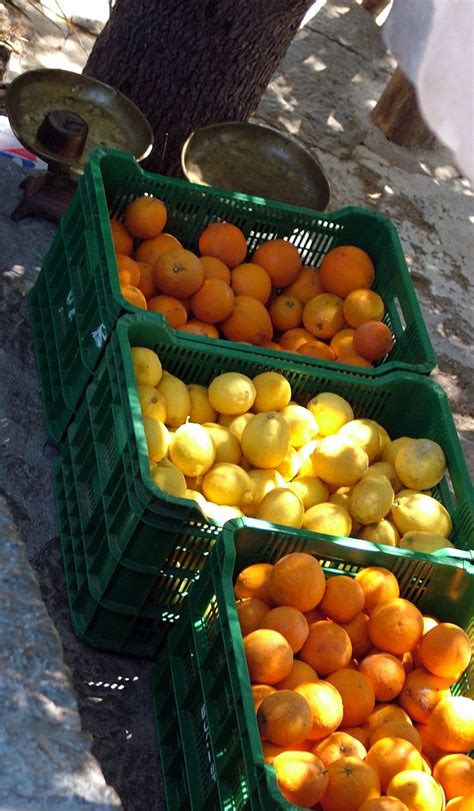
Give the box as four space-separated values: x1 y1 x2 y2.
5 68 154 222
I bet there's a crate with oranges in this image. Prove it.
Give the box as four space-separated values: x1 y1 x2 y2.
152 519 473 811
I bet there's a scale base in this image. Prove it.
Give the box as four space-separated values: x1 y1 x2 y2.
11 170 78 223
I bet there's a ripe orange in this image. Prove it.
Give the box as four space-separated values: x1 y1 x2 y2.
318 575 365 624
330 328 356 358
110 218 133 255
343 289 385 327
154 248 204 298
120 283 147 309
416 721 449 764
320 756 381 811
354 567 400 614
236 597 271 637
418 623 472 681
199 255 231 283
304 607 326 624
359 653 406 702
319 245 375 299
117 254 141 286
252 239 302 288
198 221 248 268
366 736 424 793
427 696 474 753
312 731 367 766
294 680 344 740
297 340 336 361
368 598 424 655
251 683 276 710
369 721 422 751
398 668 452 723
358 799 410 811
135 232 182 266
136 262 157 299
353 321 394 361
433 753 474 801
261 341 285 351
338 351 374 368
280 327 315 351
276 659 318 690
124 195 167 239
303 293 346 340
257 689 313 746
269 294 304 331
189 278 235 323
386 770 444 811
230 262 272 303
340 612 371 659
299 620 353 676
234 562 274 603
268 552 326 613
343 726 370 749
367 705 413 733
178 320 219 338
220 295 273 345
147 295 188 328
243 628 293 684
260 606 309 653
284 265 324 303
273 750 329 808
326 669 376 727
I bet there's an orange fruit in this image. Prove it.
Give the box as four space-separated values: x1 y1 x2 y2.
251 683 276 710
320 245 375 299
398 668 452 723
280 326 315 351
418 623 471 681
302 293 346 340
177 319 219 338
276 659 318 690
273 750 329 808
340 612 371 659
124 195 167 239
260 739 312 764
355 567 400 614
135 232 182 265
445 799 466 811
252 239 302 287
257 689 313 746
234 562 274 603
269 294 303 331
318 575 365 624
358 799 410 811
299 620 353 676
243 628 293 684
369 721 422 751
304 607 326 625
343 726 370 748
117 254 141 286
120 283 147 309
220 295 273 345
154 248 204 298
259 606 309 653
433 753 474 801
297 340 336 360
236 597 271 637
386 770 444 811
359 653 406 702
330 328 355 358
320 755 381 811
343 289 385 327
326 669 376 727
366 736 424 793
230 262 272 303
261 341 285 351
294 681 344 740
198 221 247 268
199 255 231 283
136 261 157 299
284 265 324 303
427 696 474 753
312 731 367 766
416 721 450 765
368 598 424 655
110 218 133 255
367 704 414 732
353 321 394 362
338 351 374 368
190 278 235 323
268 552 326 613
147 295 188 328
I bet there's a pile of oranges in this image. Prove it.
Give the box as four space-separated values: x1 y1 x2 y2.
110 195 395 367
235 555 474 810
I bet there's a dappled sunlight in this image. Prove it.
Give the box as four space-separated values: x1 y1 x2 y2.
326 112 344 132
3 264 25 279
303 54 328 72
300 0 328 29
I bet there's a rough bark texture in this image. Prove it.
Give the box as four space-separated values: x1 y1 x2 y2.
84 0 315 175
371 66 436 148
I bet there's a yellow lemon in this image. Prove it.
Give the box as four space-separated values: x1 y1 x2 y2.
289 476 329 510
150 458 187 497
297 439 320 476
187 384 217 424
364 461 403 493
169 422 216 477
306 392 354 436
398 531 454 553
329 487 361 534
377 424 391 455
142 416 170 462
218 411 254 440
241 412 291 469
390 492 453 537
394 438 447 490
203 503 244 524
279 404 319 448
246 469 285 515
382 436 413 466
208 372 256 415
252 371 292 412
360 519 400 547
276 446 302 481
131 346 162 387
302 501 352 536
203 422 241 465
137 385 167 422
311 435 369 486
185 488 208 513
256 487 305 528
157 373 191 428
338 418 384 462
349 474 394 525
202 463 252 506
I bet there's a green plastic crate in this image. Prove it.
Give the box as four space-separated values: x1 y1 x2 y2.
152 519 474 811
29 147 436 444
53 311 472 658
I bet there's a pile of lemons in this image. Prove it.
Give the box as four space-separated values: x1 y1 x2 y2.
131 346 454 551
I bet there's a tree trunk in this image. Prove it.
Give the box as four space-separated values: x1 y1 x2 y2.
84 0 315 176
371 66 436 148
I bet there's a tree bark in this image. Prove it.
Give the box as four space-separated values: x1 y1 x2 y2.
84 0 315 176
371 66 436 148
362 0 391 16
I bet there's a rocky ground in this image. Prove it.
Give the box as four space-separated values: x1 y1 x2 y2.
0 1 472 810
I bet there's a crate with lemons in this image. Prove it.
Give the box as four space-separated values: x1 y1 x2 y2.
133 344 460 554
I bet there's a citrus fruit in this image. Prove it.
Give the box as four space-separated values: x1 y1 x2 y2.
131 346 162 387
433 753 474 801
299 620 353 675
390 492 453 537
154 248 204 297
294 681 344 740
243 628 293 684
156 372 191 427
135 232 182 265
343 288 385 327
353 321 394 361
398 668 452 723
269 294 304 331
252 238 302 287
190 277 235 323
259 606 309 653
169 422 216 476
202 462 252 506
230 262 272 303
236 597 271 637
427 696 474 753
208 371 256 415
147 294 188 327
252 371 291 413
234 562 274 602
284 265 323 303
251 683 275 710
355 566 400 613
360 519 400 546
273 750 329 808
386 770 444 811
302 501 352 536
306 392 354 436
359 653 406 701
198 221 248 268
257 689 313 746
318 575 365 624
202 423 241 465
268 552 326 612
350 475 395 524
418 623 471 680
256 487 305 528
142 416 170 462
319 245 375 299
289 475 329 509
366 737 423 793
312 731 367 766
199 255 231 283
220 294 274 345
320 756 381 811
394 438 447 490
340 611 371 659
303 293 346 340
311 435 369 486
124 195 167 239
138 385 167 422
368 598 424 654
276 659 318 690
326 669 376 726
